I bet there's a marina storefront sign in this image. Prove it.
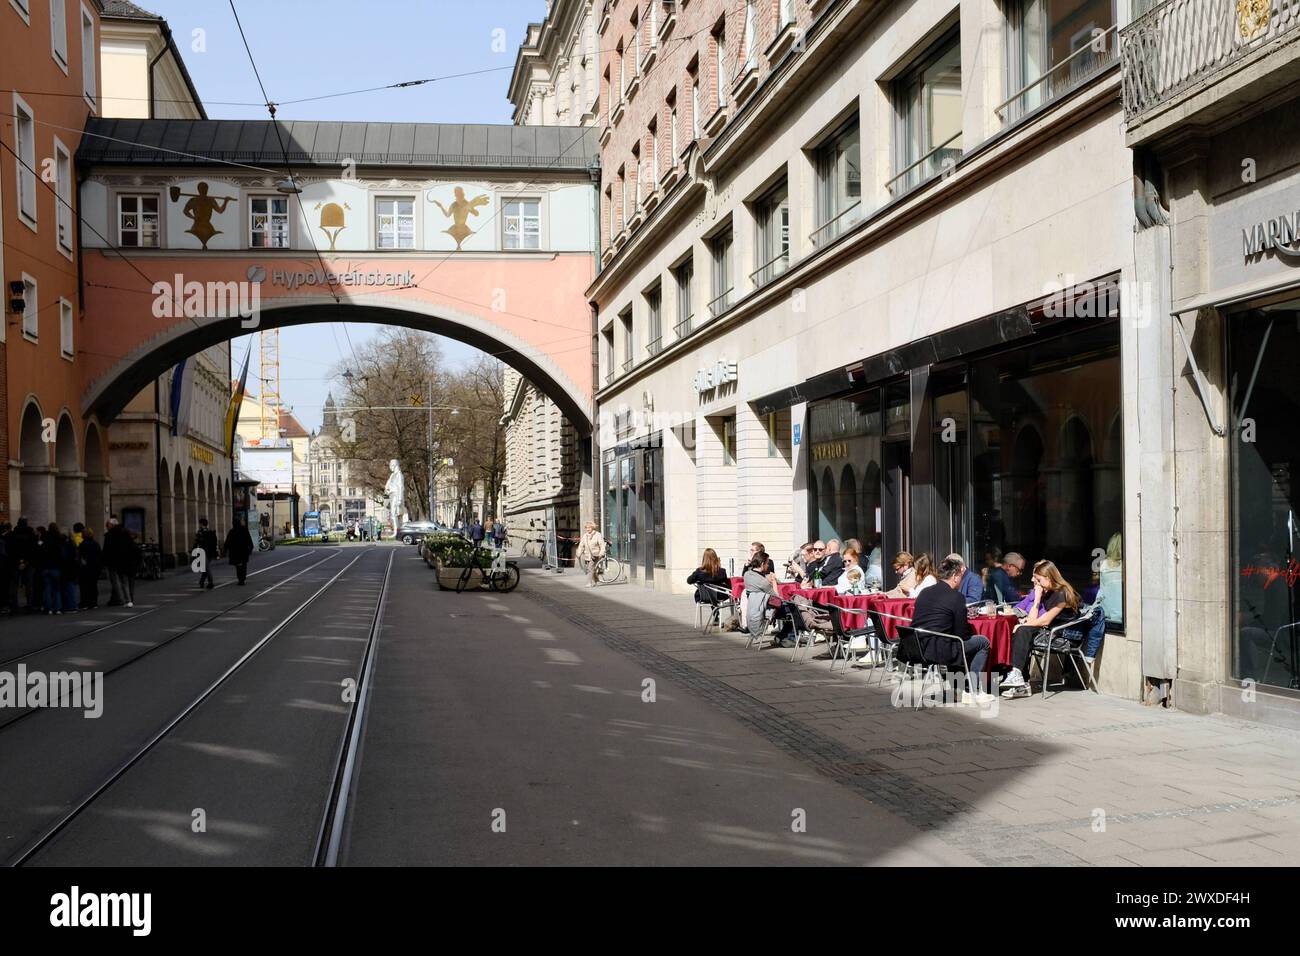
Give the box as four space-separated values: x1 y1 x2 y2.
1243 210 1300 260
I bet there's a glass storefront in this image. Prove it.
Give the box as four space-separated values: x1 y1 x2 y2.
808 321 1123 615
1230 303 1300 691
602 435 665 581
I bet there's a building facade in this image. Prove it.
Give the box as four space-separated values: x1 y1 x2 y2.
98 0 234 560
3 0 106 528
308 393 381 530
590 0 1142 698
504 0 601 546
1120 0 1300 725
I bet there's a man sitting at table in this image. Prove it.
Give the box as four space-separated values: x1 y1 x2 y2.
911 557 994 703
793 541 825 584
983 551 1026 605
817 539 846 586
946 552 985 604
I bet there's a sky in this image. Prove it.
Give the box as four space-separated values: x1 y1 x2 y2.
139 0 549 430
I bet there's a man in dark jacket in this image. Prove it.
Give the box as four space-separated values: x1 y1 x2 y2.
102 519 140 607
469 519 485 547
194 517 219 589
223 517 255 585
79 528 103 609
816 539 846 586
9 518 38 612
911 557 991 701
37 524 66 614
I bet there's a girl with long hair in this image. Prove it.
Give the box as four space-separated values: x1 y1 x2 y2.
1002 559 1080 699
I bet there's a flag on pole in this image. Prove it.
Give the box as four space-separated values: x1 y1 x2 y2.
168 357 194 437
225 348 251 458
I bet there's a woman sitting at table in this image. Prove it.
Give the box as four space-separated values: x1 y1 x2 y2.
743 551 792 648
909 553 939 597
686 548 730 603
884 552 916 597
835 547 872 595
1000 559 1080 700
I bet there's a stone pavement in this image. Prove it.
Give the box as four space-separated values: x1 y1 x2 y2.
522 568 1300 866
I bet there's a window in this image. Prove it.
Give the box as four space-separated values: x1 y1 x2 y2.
813 117 861 245
21 275 37 340
892 29 962 196
691 76 701 139
713 22 729 107
80 4 96 106
119 194 160 247
1002 0 1116 122
669 95 679 161
249 196 289 248
619 168 628 229
375 197 415 249
649 120 659 184
781 0 796 27
753 181 789 286
722 416 736 466
646 285 662 356
605 186 615 245
602 326 616 384
742 0 758 70
14 95 36 226
767 412 779 457
50 0 67 67
59 298 73 358
54 139 72 253
620 305 634 372
502 198 540 249
708 226 733 318
673 257 693 337
629 13 640 77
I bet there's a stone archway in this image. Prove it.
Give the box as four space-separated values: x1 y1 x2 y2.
55 414 84 528
84 422 110 532
17 401 54 525
172 464 186 564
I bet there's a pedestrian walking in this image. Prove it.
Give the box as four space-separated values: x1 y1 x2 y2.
223 517 254 585
79 527 102 609
194 517 219 589
470 518 485 548
103 518 140 608
9 518 37 612
491 517 508 553
576 521 606 587
60 528 81 612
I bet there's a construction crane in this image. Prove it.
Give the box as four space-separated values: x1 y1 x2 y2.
259 328 281 442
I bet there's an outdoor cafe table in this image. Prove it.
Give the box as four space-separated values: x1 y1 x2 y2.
728 578 837 605
825 593 1017 669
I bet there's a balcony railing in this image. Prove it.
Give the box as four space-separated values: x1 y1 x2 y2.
885 132 963 197
996 24 1118 125
749 248 790 288
646 335 663 357
809 201 863 248
622 357 634 373
1121 0 1300 121
707 287 734 318
673 314 693 338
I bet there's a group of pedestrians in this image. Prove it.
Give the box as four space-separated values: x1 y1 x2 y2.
464 516 508 552
191 517 256 587
1 516 141 614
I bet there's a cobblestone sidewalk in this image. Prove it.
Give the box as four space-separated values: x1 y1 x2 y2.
523 569 1300 866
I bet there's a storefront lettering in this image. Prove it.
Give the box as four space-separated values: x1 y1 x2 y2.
191 443 215 465
270 269 415 290
693 359 737 396
108 441 150 451
812 441 848 461
1241 559 1300 589
1243 211 1300 260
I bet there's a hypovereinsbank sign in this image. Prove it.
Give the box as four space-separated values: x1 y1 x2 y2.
271 269 414 290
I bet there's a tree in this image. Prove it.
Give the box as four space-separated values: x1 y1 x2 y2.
330 329 506 524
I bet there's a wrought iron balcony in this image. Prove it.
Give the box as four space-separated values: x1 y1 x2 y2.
1121 0 1300 123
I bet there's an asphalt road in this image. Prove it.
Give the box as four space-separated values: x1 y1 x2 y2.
0 543 971 866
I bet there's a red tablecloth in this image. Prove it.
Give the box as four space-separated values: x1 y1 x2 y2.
727 578 836 605
970 614 1017 668
822 592 1017 668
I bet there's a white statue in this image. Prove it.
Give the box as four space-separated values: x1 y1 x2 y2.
384 458 408 528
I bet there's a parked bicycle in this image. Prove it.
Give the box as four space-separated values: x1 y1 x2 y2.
138 544 163 581
590 554 624 586
456 547 521 593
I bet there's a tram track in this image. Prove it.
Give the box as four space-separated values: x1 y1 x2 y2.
0 549 315 671
7 545 393 867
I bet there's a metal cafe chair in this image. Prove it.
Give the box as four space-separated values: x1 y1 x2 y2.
1029 601 1103 699
817 602 874 674
787 597 829 663
866 608 910 685
743 594 783 650
908 625 974 707
694 582 738 634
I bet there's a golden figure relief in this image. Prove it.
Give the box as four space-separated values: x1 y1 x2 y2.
1237 0 1271 39
315 201 351 251
431 186 489 251
170 182 237 249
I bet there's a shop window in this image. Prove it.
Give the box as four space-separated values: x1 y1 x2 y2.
1229 304 1300 690
891 28 962 197
812 117 861 246
720 416 737 466
808 390 886 559
1001 0 1116 124
119 194 160 247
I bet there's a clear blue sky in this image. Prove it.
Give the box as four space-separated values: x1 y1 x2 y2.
142 0 549 430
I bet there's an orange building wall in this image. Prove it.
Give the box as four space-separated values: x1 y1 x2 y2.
2 0 102 522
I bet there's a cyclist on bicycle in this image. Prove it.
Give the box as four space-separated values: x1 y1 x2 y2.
576 521 606 588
